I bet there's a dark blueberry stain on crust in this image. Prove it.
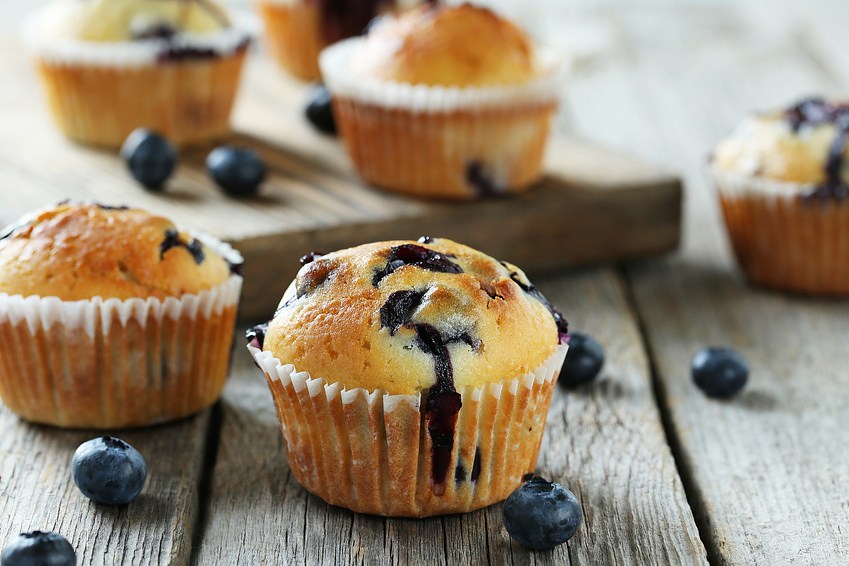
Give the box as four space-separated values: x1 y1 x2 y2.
378 286 483 489
229 261 244 277
372 244 463 286
160 228 205 265
416 323 463 489
299 251 324 265
466 161 502 197
784 98 849 202
156 39 250 63
471 447 482 482
454 447 482 484
246 323 268 349
380 290 426 335
501 261 569 343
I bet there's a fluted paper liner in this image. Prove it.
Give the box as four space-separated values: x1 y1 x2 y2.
0 233 243 429
23 10 253 147
258 0 324 81
249 342 567 517
709 166 849 295
319 38 563 199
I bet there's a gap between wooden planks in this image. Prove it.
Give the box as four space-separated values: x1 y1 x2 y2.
562 0 849 563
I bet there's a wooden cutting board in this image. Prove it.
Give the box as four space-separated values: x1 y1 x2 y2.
0 40 681 321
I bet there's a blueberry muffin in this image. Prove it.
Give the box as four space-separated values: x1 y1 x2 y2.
0 202 243 428
710 97 849 294
258 0 432 81
24 0 251 147
247 237 568 516
319 3 562 200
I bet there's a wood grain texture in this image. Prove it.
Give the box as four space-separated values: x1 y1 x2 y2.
559 0 849 563
0 407 210 566
195 268 707 565
0 37 680 321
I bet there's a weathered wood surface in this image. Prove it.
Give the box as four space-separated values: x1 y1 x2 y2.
0 36 680 321
559 0 849 563
0 407 210 565
2 0 849 564
197 269 707 565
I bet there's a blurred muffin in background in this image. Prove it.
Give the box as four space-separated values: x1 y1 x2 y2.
319 3 563 200
710 97 849 295
24 0 252 147
258 0 433 81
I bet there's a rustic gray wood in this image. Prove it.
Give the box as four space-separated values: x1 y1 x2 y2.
0 407 210 566
559 0 849 563
196 269 707 565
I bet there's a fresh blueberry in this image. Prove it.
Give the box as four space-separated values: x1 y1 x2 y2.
304 84 337 135
559 332 604 386
691 346 748 398
120 129 177 191
206 146 266 197
503 475 582 550
71 436 147 506
1 531 76 566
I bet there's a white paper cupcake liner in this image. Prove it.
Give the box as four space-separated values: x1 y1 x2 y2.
708 165 849 294
319 37 564 112
249 341 568 517
0 231 243 429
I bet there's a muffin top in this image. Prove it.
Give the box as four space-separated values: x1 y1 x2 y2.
712 98 849 186
257 237 567 395
36 0 231 42
0 202 239 301
349 3 538 87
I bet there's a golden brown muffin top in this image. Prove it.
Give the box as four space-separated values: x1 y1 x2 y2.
349 3 538 87
258 237 567 395
35 0 230 42
0 202 238 301
712 98 849 187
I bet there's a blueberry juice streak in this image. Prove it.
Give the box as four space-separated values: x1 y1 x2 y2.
416 324 462 494
785 98 849 202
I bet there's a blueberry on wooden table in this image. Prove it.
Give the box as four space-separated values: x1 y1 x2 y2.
120 128 177 191
691 346 748 398
304 84 337 135
0 531 76 566
206 146 266 197
71 436 147 506
503 475 582 550
558 332 604 387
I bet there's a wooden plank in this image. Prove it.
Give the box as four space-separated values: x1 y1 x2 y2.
195 267 707 564
0 37 680 321
0 408 210 565
562 1 849 562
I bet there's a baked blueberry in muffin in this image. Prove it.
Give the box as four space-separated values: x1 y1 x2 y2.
248 236 568 516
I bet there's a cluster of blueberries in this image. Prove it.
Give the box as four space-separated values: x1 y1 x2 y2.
1 436 147 566
0 335 748 562
121 129 267 197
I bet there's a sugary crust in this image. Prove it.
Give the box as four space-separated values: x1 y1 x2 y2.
263 238 559 394
0 203 232 300
711 111 849 185
350 3 538 87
